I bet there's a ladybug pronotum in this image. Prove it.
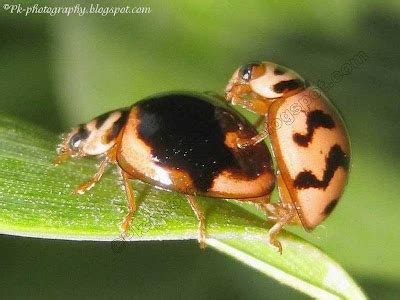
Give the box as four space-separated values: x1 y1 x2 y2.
225 61 351 248
55 92 276 249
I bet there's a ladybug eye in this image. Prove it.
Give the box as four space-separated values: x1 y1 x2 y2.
69 127 89 151
239 63 261 81
240 64 253 81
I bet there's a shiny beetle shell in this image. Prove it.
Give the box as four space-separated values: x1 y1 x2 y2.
268 89 350 229
225 61 351 230
117 93 275 198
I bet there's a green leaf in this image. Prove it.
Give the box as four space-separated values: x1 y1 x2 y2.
0 113 366 299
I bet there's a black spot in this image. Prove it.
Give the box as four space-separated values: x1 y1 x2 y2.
293 110 335 147
136 94 271 192
106 110 129 143
293 144 349 190
274 66 287 75
273 79 304 94
95 111 112 129
323 199 339 215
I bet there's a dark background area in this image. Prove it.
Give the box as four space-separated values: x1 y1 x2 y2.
1 1 399 299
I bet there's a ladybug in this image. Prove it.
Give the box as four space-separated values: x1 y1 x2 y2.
225 61 351 244
55 92 275 249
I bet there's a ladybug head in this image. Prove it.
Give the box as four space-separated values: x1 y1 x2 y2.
225 61 306 102
54 109 128 164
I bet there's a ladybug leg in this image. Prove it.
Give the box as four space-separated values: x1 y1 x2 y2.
74 159 110 194
186 195 206 249
120 170 137 234
231 97 270 149
264 204 297 254
227 85 272 148
237 122 269 148
225 83 252 104
227 84 271 112
74 146 118 194
260 172 302 254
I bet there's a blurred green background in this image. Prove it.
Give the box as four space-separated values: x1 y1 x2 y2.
1 0 399 299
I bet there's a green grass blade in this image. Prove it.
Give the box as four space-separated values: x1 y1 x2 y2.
0 113 366 299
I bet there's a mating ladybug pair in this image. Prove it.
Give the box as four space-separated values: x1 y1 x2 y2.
55 61 350 253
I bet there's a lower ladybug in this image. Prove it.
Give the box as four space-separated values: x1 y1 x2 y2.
55 92 276 249
225 61 351 246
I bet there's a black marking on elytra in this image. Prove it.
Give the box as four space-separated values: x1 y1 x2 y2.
136 94 271 192
105 110 129 143
69 125 89 150
293 144 349 190
274 66 287 75
323 199 339 215
95 111 112 129
273 79 304 94
293 110 335 147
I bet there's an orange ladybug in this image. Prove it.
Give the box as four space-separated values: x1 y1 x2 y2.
225 61 351 248
55 92 275 249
